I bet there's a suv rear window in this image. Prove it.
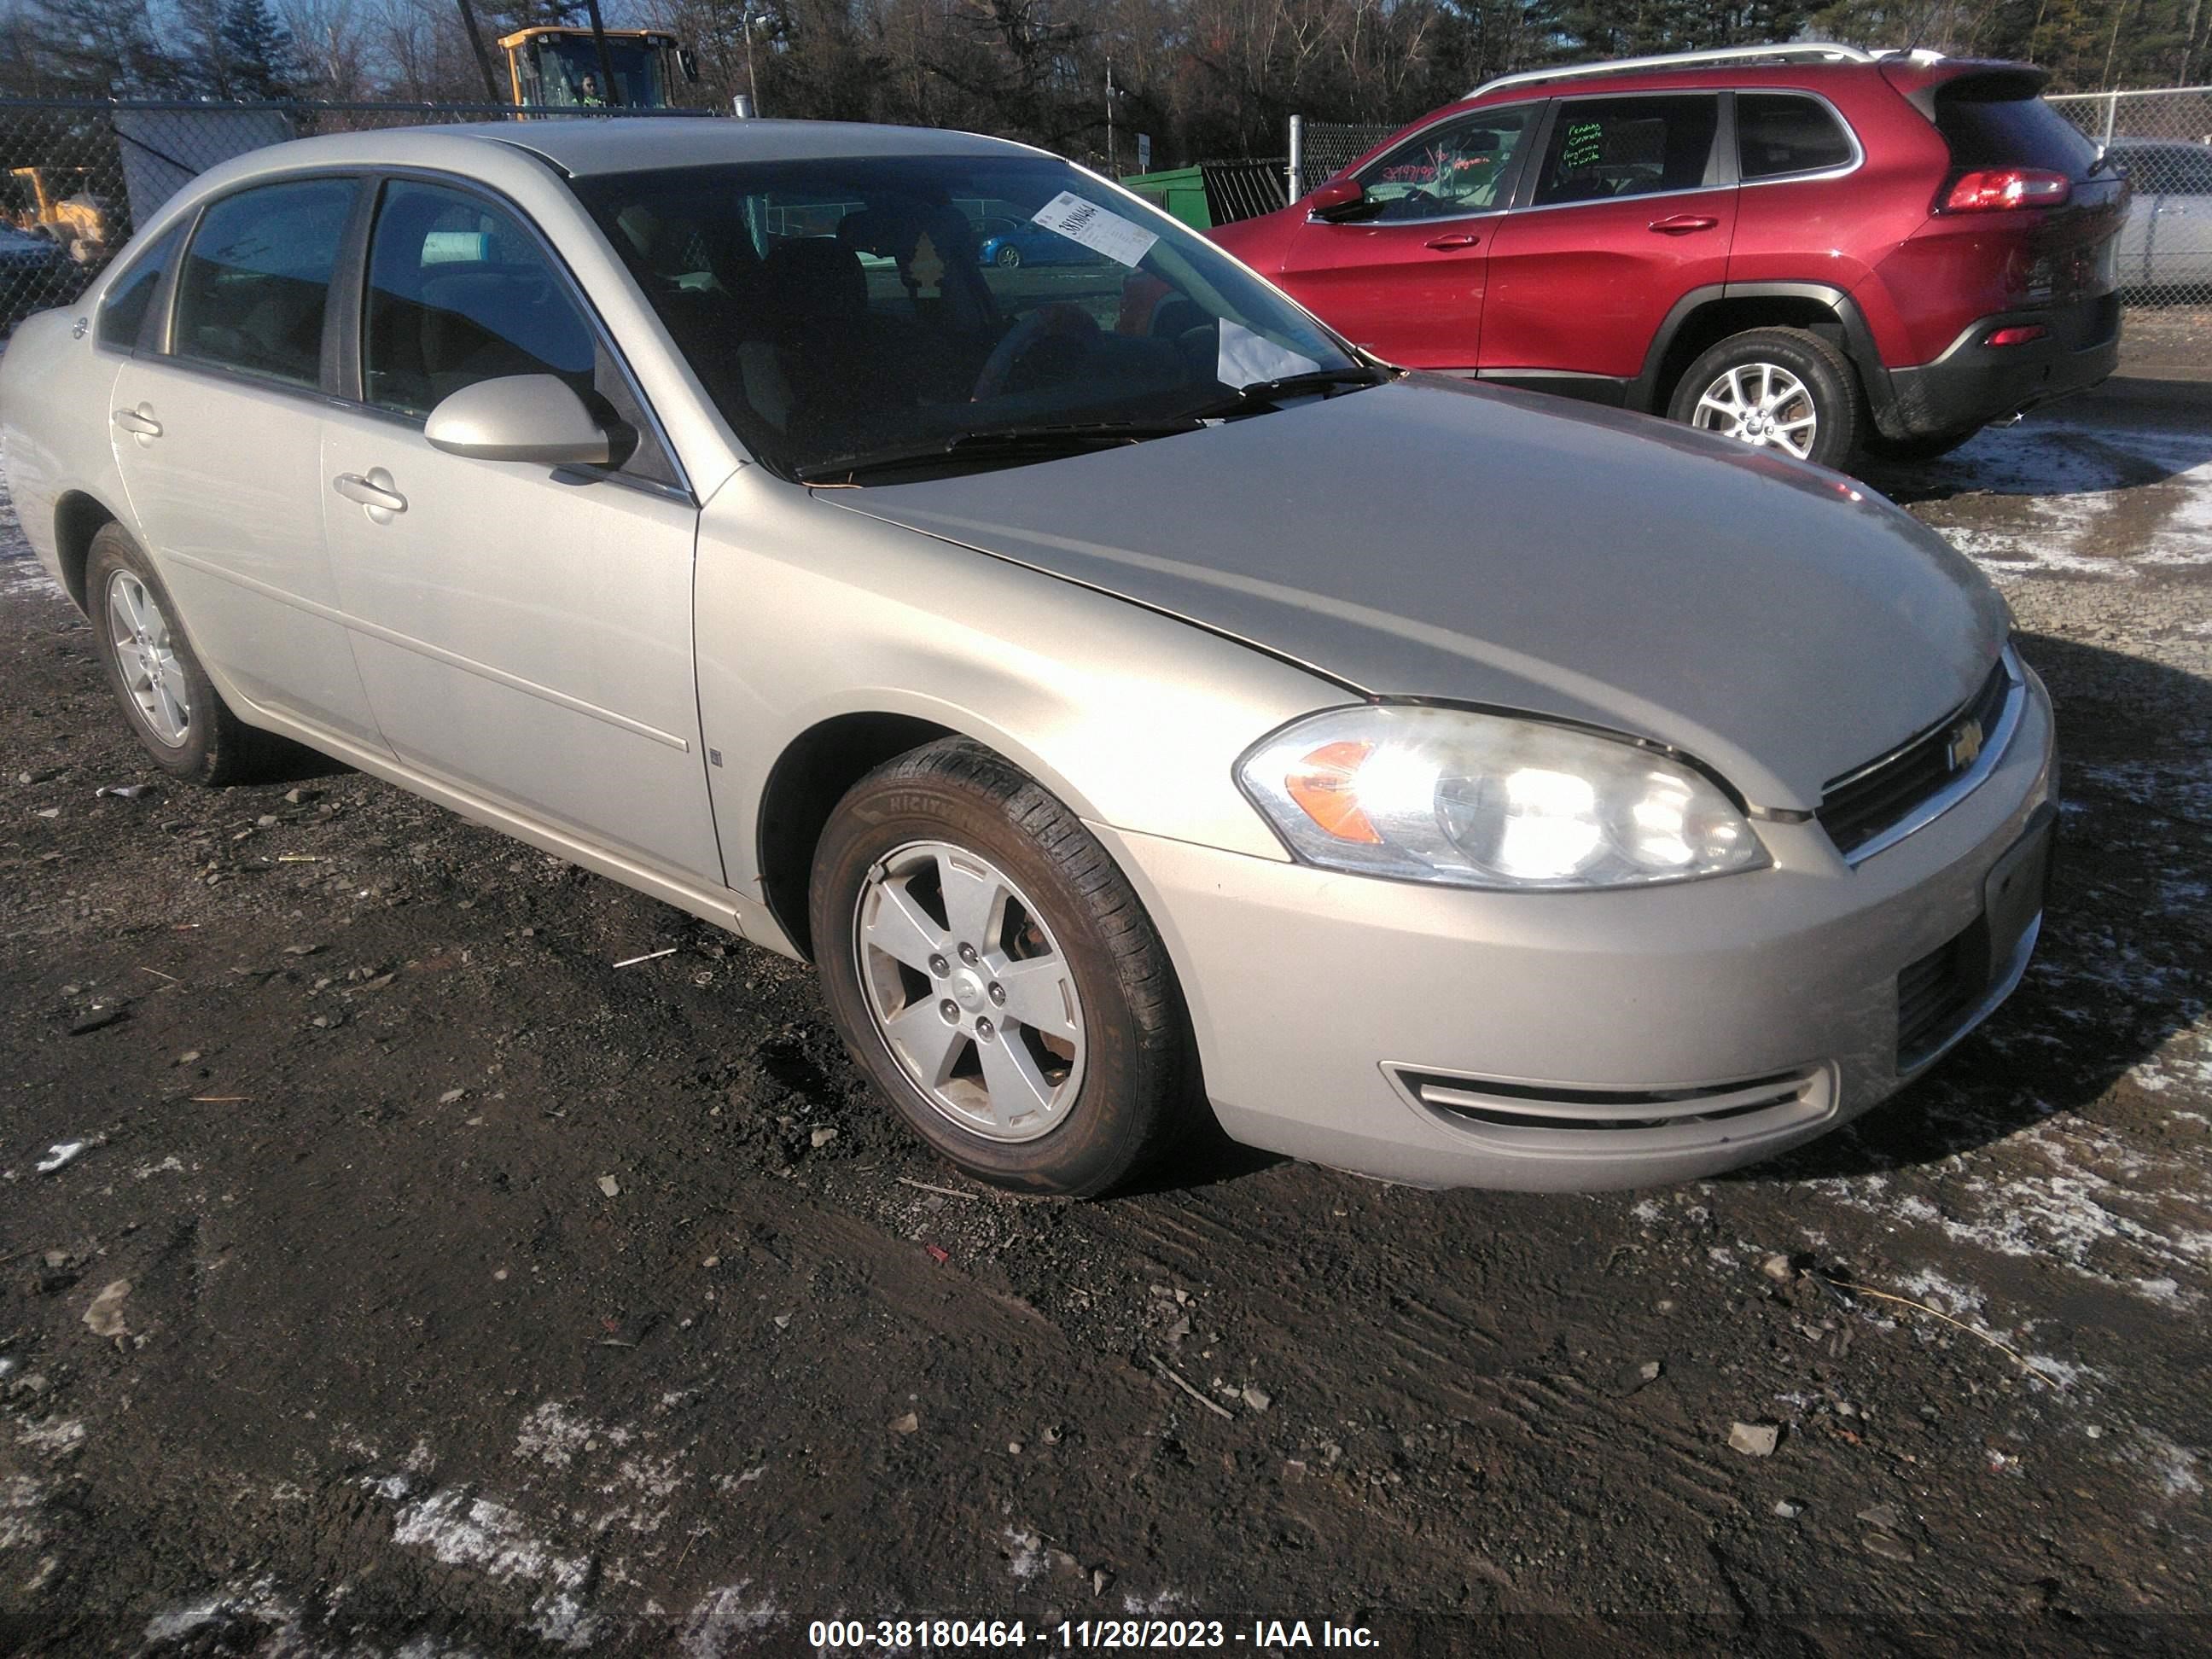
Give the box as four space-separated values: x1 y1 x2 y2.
1933 81 2098 175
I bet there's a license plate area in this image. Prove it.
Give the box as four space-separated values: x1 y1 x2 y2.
1895 805 2055 1070
1982 804 2055 982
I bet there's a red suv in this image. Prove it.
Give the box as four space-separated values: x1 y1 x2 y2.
1208 44 2125 468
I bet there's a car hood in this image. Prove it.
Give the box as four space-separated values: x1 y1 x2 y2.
826 376 2010 809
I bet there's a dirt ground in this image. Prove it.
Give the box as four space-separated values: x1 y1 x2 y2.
3 392 2210 1657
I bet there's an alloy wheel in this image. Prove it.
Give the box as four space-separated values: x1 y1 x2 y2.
105 568 191 747
853 839 1085 1142
1689 362 1819 461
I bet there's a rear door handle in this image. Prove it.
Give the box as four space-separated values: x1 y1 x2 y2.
333 470 408 516
1648 214 1720 235
112 406 161 437
1423 233 1481 250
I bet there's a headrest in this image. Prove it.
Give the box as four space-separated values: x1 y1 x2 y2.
760 236 866 323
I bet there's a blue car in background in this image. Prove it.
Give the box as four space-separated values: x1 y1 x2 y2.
973 215 1088 269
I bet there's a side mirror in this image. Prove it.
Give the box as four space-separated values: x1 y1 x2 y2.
424 375 612 467
1305 178 1371 221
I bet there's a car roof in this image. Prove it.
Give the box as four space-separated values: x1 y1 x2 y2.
408 116 1039 177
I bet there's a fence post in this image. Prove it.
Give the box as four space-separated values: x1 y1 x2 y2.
1287 114 1302 202
2103 92 2118 145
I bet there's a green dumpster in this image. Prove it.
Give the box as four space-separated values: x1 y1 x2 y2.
1120 166 1211 230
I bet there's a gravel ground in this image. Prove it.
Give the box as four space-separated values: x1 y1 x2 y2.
2 396 2209 1656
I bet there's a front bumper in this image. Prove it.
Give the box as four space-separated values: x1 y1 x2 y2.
1879 296 2120 440
1095 670 2057 1191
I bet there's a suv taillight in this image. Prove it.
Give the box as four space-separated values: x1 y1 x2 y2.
1939 169 2072 212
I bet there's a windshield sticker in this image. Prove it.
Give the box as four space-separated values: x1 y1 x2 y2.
1030 192 1158 268
1217 319 1320 388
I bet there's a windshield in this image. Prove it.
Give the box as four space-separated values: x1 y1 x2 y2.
521 38 664 108
569 154 1360 480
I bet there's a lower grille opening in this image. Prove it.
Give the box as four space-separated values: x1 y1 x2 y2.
1897 920 1988 1069
1398 1066 1828 1138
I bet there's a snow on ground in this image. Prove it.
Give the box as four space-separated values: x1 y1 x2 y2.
1908 414 2212 581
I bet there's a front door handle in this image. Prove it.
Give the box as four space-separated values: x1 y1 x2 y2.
333 469 408 519
112 405 162 438
1424 232 1481 250
1649 214 1720 235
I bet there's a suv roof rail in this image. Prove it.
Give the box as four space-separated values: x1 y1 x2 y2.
1464 42 1878 101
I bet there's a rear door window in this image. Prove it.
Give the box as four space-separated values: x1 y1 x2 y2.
1532 96 1722 207
1738 95 1857 180
1933 83 2098 175
173 178 358 388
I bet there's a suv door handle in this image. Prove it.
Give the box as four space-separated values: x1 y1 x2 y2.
112 406 162 437
1423 233 1481 250
333 470 408 516
1649 214 1720 235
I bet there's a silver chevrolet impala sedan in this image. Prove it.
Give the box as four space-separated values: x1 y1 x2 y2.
0 119 2056 1196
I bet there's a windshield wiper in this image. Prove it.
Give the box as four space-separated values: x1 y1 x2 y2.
795 418 1207 485
1191 363 1397 417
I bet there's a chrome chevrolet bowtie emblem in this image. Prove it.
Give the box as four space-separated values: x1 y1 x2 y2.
1946 717 1985 771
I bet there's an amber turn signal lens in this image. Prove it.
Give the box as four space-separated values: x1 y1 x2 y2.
1284 739 1382 843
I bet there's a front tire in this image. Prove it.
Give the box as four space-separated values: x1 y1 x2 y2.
994 243 1022 269
85 522 280 785
810 738 1194 1196
1668 326 1863 469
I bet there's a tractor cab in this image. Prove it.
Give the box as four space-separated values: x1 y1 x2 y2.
499 27 694 110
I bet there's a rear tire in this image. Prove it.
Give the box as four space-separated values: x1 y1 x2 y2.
810 737 1195 1197
84 522 282 786
1668 326 1864 470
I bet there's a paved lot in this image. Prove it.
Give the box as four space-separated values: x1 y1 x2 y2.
2 397 2209 1656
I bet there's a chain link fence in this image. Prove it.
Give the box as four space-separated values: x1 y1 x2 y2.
0 99 710 333
2048 86 2212 308
1286 119 1399 201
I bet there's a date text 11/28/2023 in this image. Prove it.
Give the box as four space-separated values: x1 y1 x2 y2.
806 1618 1382 1649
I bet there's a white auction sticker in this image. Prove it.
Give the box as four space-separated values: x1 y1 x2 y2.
1030 191 1158 268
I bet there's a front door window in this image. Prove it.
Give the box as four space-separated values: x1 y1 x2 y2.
1356 108 1533 222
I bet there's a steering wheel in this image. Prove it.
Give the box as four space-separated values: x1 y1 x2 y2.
972 304 1100 401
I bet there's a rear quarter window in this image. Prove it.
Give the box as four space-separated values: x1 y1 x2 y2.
1933 82 2099 175
97 224 183 351
1738 94 1856 179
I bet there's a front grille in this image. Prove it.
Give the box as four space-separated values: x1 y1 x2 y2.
1896 923 1984 1068
1819 659 2011 859
1400 1067 1828 1136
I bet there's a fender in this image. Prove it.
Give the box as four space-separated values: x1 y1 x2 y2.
1633 282 1899 428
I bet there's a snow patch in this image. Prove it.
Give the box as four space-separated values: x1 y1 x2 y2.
1003 1525 1046 1584
680 1581 783 1654
1 1475 44 1550
16 1417 85 1456
515 1399 632 1468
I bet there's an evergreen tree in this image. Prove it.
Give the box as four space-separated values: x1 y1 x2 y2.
220 0 301 97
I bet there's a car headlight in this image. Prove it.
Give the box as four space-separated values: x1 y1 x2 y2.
1237 706 1768 890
